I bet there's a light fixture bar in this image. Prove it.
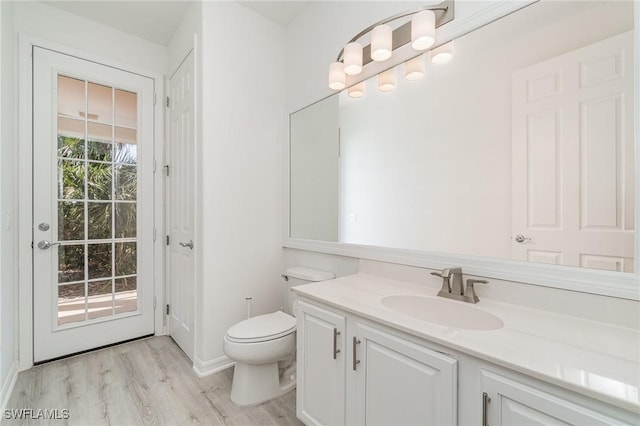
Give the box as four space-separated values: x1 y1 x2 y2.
335 0 455 63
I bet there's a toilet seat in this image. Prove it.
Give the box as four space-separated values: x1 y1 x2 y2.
226 311 296 343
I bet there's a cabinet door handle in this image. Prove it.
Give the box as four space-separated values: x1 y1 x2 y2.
352 336 361 370
333 328 341 359
482 392 491 426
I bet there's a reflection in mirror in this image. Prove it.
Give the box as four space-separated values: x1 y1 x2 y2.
289 0 636 273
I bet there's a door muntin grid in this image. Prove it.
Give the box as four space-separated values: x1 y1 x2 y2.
55 74 139 327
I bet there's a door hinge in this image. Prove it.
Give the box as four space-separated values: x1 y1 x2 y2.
166 235 170 246
153 228 156 242
166 96 170 108
164 165 170 176
166 304 170 315
153 92 157 105
153 296 157 310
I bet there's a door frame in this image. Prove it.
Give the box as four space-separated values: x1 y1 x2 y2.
17 33 166 370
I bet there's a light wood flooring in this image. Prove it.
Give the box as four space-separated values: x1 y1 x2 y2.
5 336 303 426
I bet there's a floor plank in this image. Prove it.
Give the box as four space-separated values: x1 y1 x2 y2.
4 336 303 426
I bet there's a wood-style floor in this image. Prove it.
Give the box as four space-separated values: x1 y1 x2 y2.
5 336 303 426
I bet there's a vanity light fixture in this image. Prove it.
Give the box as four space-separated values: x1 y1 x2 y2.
328 1 454 90
328 61 346 90
378 69 397 92
344 42 364 75
348 81 366 98
411 10 436 50
404 55 426 81
431 41 454 64
371 24 393 61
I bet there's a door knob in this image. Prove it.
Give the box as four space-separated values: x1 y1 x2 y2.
514 234 532 244
179 240 194 249
37 240 61 250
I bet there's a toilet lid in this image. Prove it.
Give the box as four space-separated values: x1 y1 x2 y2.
227 311 296 342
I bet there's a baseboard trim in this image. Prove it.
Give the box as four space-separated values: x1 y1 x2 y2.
0 362 18 415
193 355 234 378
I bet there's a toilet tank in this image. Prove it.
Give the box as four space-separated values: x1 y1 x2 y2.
283 266 335 316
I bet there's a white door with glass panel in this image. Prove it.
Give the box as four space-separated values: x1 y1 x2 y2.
33 47 155 362
512 31 635 272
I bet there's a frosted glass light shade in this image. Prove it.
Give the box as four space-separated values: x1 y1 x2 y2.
371 24 392 61
404 55 425 81
328 62 346 90
343 42 363 75
378 69 396 92
431 42 454 64
411 10 436 51
348 81 365 98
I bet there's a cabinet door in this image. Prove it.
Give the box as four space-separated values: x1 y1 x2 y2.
354 322 457 426
482 370 632 425
297 300 347 426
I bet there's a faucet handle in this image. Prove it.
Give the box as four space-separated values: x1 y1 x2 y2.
431 271 452 295
431 267 462 278
464 279 489 303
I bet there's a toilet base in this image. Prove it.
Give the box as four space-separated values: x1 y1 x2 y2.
230 361 296 406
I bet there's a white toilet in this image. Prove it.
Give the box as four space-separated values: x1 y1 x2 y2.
223 266 335 406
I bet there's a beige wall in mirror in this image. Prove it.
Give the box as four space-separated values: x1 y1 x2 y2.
289 0 636 273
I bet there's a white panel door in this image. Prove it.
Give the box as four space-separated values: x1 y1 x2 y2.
296 301 347 426
167 51 196 360
512 31 635 272
33 47 155 362
354 322 457 426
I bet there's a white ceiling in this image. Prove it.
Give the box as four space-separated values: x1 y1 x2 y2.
44 1 195 46
239 1 310 26
44 1 309 46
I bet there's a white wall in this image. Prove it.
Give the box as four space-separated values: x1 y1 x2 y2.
196 1 287 370
167 1 202 76
0 0 17 411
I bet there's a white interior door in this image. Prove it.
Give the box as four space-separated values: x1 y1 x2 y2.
512 31 635 272
33 47 156 362
167 51 195 360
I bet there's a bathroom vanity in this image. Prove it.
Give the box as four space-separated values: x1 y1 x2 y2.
293 274 639 426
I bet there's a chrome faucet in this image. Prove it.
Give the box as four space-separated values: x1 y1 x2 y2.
430 267 489 304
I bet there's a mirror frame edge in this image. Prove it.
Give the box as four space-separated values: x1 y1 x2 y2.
283 0 640 301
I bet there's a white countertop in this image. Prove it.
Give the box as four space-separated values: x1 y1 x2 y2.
292 273 640 413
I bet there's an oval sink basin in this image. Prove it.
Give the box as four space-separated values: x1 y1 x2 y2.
381 295 504 331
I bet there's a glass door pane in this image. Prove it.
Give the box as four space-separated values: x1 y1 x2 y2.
56 74 139 326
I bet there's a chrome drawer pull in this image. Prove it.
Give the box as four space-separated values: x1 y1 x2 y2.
482 392 491 426
352 337 361 370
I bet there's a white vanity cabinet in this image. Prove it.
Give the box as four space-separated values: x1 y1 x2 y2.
296 300 347 426
353 320 457 425
481 370 636 426
296 299 458 426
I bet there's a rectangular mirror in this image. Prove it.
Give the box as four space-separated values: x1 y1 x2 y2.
290 0 636 275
